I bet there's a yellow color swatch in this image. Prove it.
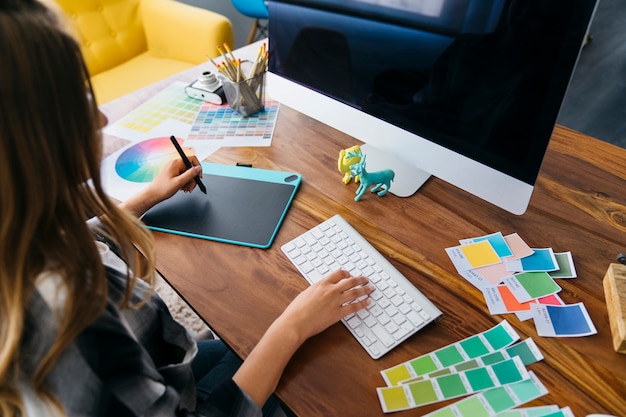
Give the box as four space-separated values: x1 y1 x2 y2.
461 240 501 268
379 386 410 412
383 364 413 386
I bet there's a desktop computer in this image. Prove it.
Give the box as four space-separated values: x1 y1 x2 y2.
267 0 598 215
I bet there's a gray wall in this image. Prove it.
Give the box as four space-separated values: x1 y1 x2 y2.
178 0 256 48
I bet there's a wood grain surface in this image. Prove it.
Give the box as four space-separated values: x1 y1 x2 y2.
101 68 626 417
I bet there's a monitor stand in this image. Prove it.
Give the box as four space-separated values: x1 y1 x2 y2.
360 144 431 197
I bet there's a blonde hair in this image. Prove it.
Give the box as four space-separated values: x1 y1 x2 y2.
0 1 156 415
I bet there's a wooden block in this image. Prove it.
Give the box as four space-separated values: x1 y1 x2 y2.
603 263 626 354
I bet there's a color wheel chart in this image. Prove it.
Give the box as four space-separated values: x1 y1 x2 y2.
115 136 180 183
101 135 216 203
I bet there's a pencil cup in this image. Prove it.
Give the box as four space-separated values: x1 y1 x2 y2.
221 71 266 117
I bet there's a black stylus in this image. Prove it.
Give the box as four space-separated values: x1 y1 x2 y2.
169 135 207 194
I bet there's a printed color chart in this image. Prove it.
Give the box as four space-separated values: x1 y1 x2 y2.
381 320 519 386
377 357 529 412
188 98 279 143
103 81 279 147
104 82 203 139
398 338 544 384
422 372 548 417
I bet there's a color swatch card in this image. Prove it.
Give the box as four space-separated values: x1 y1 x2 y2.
460 232 513 258
483 286 565 315
421 371 548 417
514 293 566 322
531 303 597 337
548 252 577 278
500 233 535 262
460 262 512 289
187 98 279 146
505 248 559 273
446 240 502 272
377 357 529 412
445 232 596 339
381 321 519 386
398 338 544 385
502 272 561 303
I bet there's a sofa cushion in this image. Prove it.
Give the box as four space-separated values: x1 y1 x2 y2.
54 0 146 77
90 51 195 103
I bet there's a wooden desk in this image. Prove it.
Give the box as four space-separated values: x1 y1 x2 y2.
101 61 626 416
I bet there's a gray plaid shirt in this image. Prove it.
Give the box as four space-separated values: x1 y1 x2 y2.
19 238 261 417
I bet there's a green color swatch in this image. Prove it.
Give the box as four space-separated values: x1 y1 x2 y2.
409 380 438 404
438 374 467 398
409 355 439 375
456 396 493 417
506 339 543 365
436 345 465 366
484 320 517 349
515 272 560 299
492 359 524 384
460 336 490 357
484 386 517 412
465 367 496 391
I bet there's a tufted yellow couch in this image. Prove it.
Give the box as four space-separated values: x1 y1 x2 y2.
52 0 234 104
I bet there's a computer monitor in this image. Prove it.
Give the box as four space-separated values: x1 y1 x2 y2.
267 0 597 214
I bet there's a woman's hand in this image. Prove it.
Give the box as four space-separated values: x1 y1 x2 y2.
147 157 203 198
275 269 374 344
120 157 203 217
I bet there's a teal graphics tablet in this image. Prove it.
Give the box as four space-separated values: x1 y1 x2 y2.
141 162 301 249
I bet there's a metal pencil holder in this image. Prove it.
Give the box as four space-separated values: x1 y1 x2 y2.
221 71 266 117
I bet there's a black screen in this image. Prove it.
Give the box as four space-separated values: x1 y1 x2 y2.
269 0 597 185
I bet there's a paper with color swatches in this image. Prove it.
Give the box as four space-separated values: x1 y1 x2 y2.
377 322 547 413
380 321 519 386
421 372 548 417
531 303 597 337
445 231 597 338
377 356 530 412
398 338 544 384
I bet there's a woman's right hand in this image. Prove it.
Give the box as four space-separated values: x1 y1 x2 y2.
274 269 374 344
120 157 202 217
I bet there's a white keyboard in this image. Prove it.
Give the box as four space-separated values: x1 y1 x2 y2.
281 214 442 359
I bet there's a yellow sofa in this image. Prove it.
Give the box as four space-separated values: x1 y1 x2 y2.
53 0 234 104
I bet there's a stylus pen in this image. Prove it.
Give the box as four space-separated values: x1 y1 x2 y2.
169 135 207 194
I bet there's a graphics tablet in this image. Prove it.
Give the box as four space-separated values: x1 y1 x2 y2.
141 162 301 249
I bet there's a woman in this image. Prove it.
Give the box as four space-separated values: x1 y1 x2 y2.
0 1 373 416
